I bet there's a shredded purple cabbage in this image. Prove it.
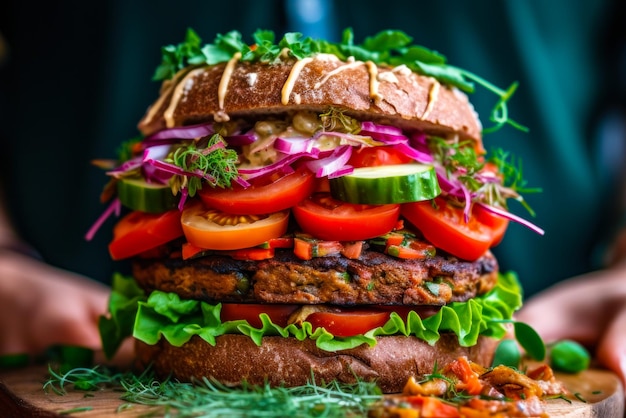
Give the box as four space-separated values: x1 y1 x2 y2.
96 117 544 239
85 198 121 241
477 202 545 235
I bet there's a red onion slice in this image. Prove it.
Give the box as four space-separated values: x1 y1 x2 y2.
144 122 214 142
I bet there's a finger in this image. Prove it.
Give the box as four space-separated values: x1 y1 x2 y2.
595 305 626 394
27 294 108 353
516 288 604 346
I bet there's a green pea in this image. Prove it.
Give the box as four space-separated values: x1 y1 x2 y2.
492 339 521 368
550 340 590 373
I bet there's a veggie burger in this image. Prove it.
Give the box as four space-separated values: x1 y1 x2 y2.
92 29 540 393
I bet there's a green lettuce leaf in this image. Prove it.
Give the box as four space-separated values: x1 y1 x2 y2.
98 273 145 359
107 271 520 356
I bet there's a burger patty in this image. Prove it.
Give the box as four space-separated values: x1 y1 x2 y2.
132 248 498 306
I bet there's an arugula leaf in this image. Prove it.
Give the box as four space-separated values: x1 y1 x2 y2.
413 62 475 93
362 29 413 52
153 28 204 81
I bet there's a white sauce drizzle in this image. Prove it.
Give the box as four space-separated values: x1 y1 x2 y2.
365 61 383 104
143 69 188 126
218 52 242 111
421 79 440 120
281 57 314 105
313 60 363 89
162 68 205 128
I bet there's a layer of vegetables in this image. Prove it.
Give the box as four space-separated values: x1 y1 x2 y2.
88 109 542 264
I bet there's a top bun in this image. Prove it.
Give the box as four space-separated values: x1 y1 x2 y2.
138 54 482 143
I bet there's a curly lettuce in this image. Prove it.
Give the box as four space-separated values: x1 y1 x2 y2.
100 271 522 359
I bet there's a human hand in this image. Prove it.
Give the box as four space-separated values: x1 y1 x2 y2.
0 251 110 357
516 263 626 393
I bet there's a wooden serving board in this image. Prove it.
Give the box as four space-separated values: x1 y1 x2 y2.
0 365 623 417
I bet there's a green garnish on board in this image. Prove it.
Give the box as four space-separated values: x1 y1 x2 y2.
45 365 382 417
153 28 525 133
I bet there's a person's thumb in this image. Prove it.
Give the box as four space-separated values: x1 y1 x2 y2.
595 304 626 395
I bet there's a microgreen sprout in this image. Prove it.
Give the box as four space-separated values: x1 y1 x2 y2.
169 133 239 195
44 365 383 418
428 136 540 214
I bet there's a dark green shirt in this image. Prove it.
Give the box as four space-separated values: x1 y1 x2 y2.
1 0 623 296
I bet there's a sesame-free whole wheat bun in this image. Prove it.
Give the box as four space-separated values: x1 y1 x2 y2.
138 56 482 144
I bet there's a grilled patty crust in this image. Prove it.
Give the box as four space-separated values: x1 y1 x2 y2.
132 247 498 306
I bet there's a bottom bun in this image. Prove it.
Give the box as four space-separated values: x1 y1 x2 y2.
135 334 498 393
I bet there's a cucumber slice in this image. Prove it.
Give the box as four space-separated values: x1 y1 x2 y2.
117 177 178 213
329 164 440 204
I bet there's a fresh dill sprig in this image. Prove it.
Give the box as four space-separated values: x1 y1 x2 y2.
169 133 239 196
44 365 383 418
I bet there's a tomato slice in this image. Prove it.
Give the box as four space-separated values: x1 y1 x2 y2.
402 197 504 260
306 309 391 337
108 209 184 260
220 303 299 327
474 204 509 246
198 167 315 215
292 193 400 241
348 145 413 167
407 395 461 418
181 201 289 250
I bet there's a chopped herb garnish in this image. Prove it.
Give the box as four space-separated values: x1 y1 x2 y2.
424 282 440 296
58 406 94 415
574 392 588 403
